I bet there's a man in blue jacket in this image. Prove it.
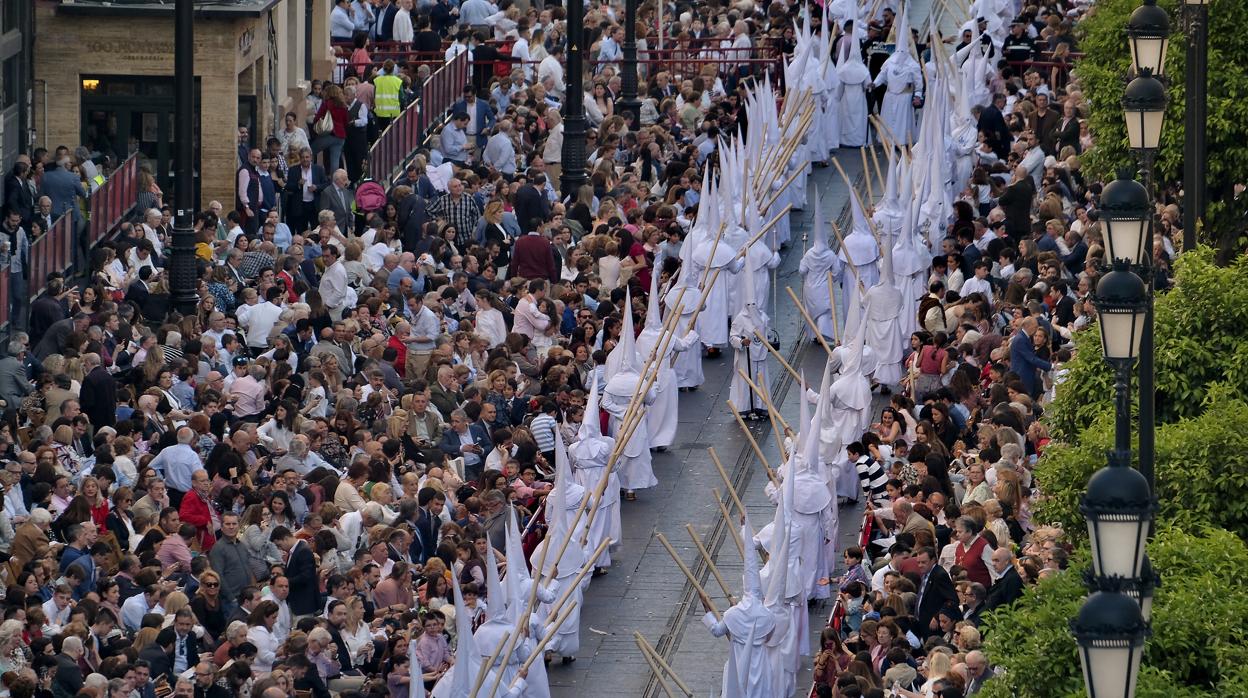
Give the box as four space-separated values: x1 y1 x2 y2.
1009 316 1052 398
438 408 492 480
451 85 496 150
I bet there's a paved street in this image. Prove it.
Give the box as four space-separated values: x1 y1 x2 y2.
548 156 874 697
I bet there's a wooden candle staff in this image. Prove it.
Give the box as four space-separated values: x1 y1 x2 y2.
656 533 720 620
727 399 780 485
469 629 512 697
685 523 736 605
634 632 695 697
707 446 748 516
711 489 746 558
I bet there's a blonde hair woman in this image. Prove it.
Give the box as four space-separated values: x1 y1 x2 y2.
340 595 379 669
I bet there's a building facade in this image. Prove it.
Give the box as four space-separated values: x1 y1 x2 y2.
0 1 34 166
32 0 332 208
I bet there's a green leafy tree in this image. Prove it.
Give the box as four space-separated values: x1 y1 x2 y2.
1045 249 1248 441
1034 391 1248 540
979 527 1248 698
1076 0 1248 258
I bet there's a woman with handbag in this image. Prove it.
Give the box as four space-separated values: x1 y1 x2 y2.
311 84 349 172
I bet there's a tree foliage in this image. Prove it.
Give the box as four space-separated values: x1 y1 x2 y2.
1034 392 1248 541
979 527 1248 698
1075 0 1248 256
1045 249 1248 440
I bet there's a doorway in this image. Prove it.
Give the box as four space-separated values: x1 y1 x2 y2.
80 75 202 208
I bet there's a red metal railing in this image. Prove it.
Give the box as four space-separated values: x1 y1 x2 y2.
89 154 141 245
368 50 470 184
31 214 74 301
23 153 141 306
0 269 9 329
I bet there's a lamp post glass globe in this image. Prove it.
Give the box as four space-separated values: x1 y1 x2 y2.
1126 0 1170 76
1094 269 1148 364
1099 178 1151 266
1073 591 1149 698
1081 463 1154 579
1122 73 1167 151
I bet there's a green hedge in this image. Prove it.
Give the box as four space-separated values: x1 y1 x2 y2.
1034 393 1248 542
1045 249 1248 441
1076 0 1248 253
979 527 1248 697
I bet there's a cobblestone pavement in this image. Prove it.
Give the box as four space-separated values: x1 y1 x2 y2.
549 156 874 697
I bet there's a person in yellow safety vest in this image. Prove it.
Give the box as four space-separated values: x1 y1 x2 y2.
374 60 404 133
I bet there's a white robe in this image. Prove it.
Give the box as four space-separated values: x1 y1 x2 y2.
872 59 922 145
729 317 770 414
838 80 869 147
601 380 658 491
637 330 700 449
799 248 842 339
701 598 777 698
862 282 906 386
692 259 733 348
821 65 842 158
571 440 621 569
670 307 704 388
535 571 583 658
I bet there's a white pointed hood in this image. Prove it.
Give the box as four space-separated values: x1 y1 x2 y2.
503 506 529 623
572 374 613 468
805 186 837 269
722 513 774 693
541 431 587 576
840 189 880 266
763 444 798 604
483 538 507 626
831 301 872 410
733 245 765 331
794 371 811 462
882 0 917 72
873 148 903 235
447 573 479 696
792 365 833 514
604 288 640 383
836 23 871 84
692 174 735 268
644 264 663 333
741 513 763 600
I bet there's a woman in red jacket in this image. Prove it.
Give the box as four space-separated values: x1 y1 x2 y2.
311 83 349 173
179 470 219 553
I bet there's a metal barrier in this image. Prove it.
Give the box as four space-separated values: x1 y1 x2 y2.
89 154 141 245
30 214 74 301
23 153 141 305
0 269 9 329
368 50 470 184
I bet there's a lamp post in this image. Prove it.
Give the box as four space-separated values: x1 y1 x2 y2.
1078 263 1156 698
618 0 642 123
1121 68 1166 492
1074 13 1168 693
560 0 589 199
170 0 199 315
1182 0 1208 251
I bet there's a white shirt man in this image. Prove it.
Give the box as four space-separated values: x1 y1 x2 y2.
319 245 349 318
539 51 566 98
512 33 532 82
240 288 285 352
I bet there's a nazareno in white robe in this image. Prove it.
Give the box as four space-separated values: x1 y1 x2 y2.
636 328 700 449
601 375 658 491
